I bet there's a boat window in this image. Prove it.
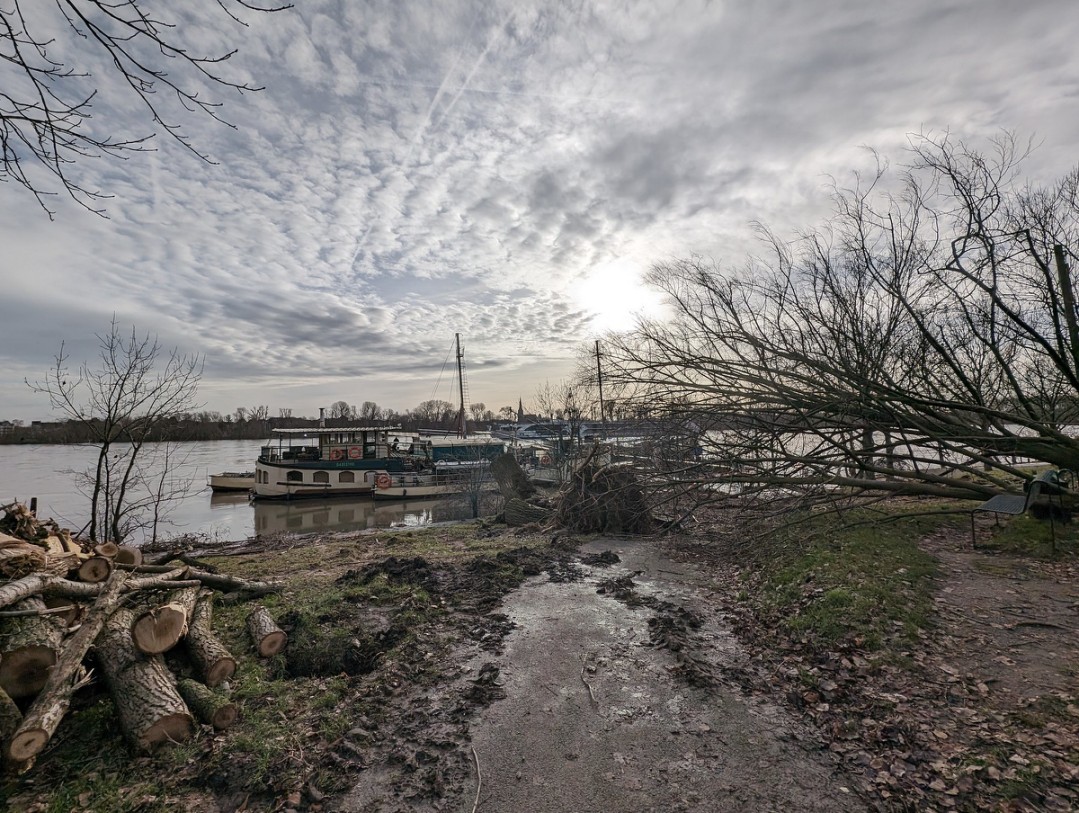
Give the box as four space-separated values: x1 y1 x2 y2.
313 471 329 483
339 471 355 483
286 470 303 482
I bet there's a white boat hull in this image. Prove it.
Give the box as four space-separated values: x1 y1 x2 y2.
372 471 494 500
208 472 255 493
253 460 387 499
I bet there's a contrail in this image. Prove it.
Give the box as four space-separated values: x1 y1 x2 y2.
346 24 473 273
433 9 512 129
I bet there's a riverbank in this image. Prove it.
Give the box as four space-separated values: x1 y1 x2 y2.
2 504 1076 812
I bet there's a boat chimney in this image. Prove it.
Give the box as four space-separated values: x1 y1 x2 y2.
319 407 325 428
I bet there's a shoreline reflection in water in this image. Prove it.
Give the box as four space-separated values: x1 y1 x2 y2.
207 492 485 537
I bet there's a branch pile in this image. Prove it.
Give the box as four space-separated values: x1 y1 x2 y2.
0 503 284 770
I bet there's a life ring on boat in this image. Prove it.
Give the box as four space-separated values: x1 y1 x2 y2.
375 473 393 489
330 448 345 461
540 455 552 466
348 446 362 459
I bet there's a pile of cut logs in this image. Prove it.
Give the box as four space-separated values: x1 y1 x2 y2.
0 502 286 770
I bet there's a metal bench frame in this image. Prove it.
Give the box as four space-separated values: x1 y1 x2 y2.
970 469 1070 548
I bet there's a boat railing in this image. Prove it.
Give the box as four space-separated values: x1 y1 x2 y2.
383 471 476 488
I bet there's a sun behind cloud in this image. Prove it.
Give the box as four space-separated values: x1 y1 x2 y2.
574 257 669 333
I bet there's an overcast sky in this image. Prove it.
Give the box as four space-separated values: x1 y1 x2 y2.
2 0 1077 422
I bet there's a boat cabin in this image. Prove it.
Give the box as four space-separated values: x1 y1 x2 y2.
259 426 401 466
406 435 507 467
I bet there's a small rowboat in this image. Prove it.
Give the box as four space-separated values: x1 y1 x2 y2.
208 471 255 493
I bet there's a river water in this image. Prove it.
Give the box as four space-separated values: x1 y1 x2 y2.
0 440 480 545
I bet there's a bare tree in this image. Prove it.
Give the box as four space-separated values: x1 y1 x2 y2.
329 400 353 420
357 401 381 422
1 0 289 217
411 399 456 427
601 132 1079 520
27 320 203 542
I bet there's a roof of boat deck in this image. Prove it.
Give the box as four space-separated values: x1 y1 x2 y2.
270 426 402 434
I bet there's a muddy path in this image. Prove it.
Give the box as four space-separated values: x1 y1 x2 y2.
369 537 865 813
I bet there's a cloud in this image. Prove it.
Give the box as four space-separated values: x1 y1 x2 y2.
2 0 1077 421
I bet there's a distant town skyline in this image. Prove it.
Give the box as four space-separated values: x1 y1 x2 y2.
3 1 1077 422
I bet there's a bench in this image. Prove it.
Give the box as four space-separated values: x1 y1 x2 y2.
970 468 1071 548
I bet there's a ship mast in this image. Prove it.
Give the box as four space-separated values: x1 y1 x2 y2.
595 339 607 426
456 333 467 438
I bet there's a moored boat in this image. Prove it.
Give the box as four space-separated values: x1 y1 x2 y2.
371 434 506 500
208 471 255 493
252 426 414 500
371 469 494 500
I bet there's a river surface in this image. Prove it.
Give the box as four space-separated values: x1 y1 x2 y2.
0 440 481 545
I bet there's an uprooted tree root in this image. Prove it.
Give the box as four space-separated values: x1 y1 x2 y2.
554 463 656 535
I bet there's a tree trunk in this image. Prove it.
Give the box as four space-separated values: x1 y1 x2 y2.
119 563 280 597
184 591 236 687
0 685 22 742
0 574 49 611
246 605 287 657
96 606 193 752
176 678 238 730
130 587 199 655
491 452 537 500
4 573 128 765
504 497 552 527
0 597 65 698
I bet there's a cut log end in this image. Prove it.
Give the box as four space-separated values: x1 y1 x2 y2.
131 603 188 655
137 713 194 751
205 657 237 688
210 703 239 730
93 542 120 558
77 556 113 583
257 631 287 657
0 646 57 699
5 727 47 763
114 546 143 567
246 606 287 658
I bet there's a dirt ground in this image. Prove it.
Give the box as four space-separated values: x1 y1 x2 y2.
4 513 1074 812
331 536 863 813
333 521 1077 813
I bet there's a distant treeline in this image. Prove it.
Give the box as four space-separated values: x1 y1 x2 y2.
0 413 498 445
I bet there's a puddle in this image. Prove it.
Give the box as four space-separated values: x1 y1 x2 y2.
464 537 866 812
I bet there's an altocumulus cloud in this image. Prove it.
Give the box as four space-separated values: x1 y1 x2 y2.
2 0 1077 420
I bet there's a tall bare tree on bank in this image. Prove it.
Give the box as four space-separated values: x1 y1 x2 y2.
28 321 203 543
1 0 288 217
600 132 1079 518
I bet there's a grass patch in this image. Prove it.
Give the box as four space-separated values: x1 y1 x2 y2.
0 522 554 812
977 512 1079 558
755 508 950 651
